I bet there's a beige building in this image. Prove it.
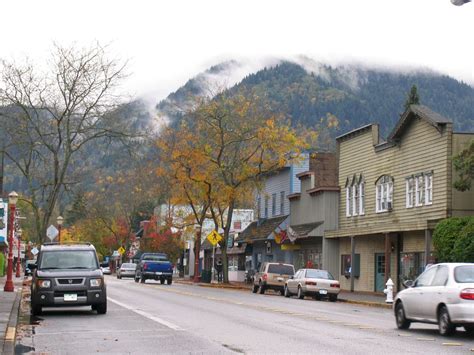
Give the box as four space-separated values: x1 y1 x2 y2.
325 105 474 293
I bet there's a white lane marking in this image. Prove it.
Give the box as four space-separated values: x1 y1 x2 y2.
108 297 183 331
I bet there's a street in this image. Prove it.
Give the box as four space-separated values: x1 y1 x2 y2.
15 276 474 354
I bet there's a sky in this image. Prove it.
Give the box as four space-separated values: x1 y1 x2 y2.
1 0 473 103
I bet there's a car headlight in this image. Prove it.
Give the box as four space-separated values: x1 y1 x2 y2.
90 279 102 287
38 280 51 288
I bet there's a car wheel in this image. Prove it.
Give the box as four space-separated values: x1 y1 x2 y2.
31 303 42 316
395 302 411 330
329 294 338 302
96 302 107 314
258 282 265 294
167 278 172 285
297 286 304 299
284 285 291 298
438 306 455 336
160 279 165 284
252 284 259 293
464 325 474 335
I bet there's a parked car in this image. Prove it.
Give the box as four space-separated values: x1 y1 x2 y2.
117 263 137 279
252 262 295 294
284 268 340 301
135 253 173 284
30 243 107 316
394 263 474 336
24 259 37 276
100 262 111 275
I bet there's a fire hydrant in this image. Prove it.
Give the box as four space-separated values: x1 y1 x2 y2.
384 278 394 304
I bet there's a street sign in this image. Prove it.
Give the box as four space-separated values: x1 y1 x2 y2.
46 225 59 241
31 247 39 256
118 246 125 255
206 230 223 246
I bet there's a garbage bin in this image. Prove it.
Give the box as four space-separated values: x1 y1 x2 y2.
201 269 211 283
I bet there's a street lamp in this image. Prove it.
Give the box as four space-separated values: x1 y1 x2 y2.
15 228 22 277
57 215 64 244
4 191 18 292
193 225 201 283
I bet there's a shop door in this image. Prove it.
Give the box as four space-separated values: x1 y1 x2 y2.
375 253 385 292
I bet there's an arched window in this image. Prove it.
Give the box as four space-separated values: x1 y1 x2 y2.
346 174 365 217
375 175 394 213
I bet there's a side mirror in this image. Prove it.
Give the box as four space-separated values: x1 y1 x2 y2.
403 280 414 288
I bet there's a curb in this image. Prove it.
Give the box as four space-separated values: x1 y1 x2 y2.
2 288 21 355
338 298 392 309
174 280 391 308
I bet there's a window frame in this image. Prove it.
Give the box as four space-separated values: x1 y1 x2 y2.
424 173 433 205
280 191 285 215
271 193 277 216
406 177 414 208
376 175 393 213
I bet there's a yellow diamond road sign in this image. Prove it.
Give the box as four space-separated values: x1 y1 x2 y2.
206 230 223 246
118 246 125 255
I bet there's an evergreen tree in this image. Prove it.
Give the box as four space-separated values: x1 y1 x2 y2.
404 85 420 110
65 192 88 226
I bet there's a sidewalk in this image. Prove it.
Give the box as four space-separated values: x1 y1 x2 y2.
174 278 392 309
0 275 24 355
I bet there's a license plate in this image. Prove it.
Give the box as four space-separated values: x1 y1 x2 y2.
155 272 162 275
64 294 77 301
319 289 328 295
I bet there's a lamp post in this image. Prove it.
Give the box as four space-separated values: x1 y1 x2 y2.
15 228 22 277
4 191 18 292
57 215 64 244
193 225 201 283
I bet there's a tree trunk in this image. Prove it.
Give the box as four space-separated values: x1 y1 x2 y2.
222 199 235 283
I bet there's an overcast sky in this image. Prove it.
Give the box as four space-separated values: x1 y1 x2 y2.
1 0 472 102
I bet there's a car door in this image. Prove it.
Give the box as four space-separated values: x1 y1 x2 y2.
421 265 449 322
403 266 437 319
289 270 302 293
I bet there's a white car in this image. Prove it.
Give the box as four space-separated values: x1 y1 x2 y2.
394 263 474 336
284 268 340 301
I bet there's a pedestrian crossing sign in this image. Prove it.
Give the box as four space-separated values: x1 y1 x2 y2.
118 246 125 255
206 230 223 246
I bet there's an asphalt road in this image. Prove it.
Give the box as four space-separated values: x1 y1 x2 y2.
15 276 474 354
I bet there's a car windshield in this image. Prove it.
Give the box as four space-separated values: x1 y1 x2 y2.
454 265 474 283
121 263 136 269
40 250 98 270
267 264 294 275
305 269 334 280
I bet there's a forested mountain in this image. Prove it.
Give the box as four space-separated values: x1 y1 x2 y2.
156 60 474 138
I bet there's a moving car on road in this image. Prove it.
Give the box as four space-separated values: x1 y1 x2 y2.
284 268 340 301
135 253 173 284
100 262 111 275
30 243 107 316
252 262 295 295
394 263 474 336
117 263 137 279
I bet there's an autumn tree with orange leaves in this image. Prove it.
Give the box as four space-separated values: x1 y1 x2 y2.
159 91 308 282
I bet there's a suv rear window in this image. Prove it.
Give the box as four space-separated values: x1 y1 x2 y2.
40 250 98 270
454 265 474 283
267 264 294 275
143 255 168 262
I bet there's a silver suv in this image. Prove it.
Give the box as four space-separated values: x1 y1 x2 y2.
252 262 295 294
30 243 107 315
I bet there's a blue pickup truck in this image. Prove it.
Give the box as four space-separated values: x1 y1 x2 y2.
134 253 173 285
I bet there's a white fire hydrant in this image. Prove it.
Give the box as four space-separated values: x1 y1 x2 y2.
384 278 394 304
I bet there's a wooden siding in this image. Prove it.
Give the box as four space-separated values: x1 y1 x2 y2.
452 133 474 216
328 117 452 238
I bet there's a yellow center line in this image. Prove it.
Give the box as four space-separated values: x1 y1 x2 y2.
442 343 463 347
398 333 412 337
5 327 15 341
358 326 374 329
344 323 359 326
416 337 435 341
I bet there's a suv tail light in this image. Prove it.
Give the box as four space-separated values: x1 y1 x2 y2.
262 273 268 281
143 263 148 271
460 288 474 300
330 282 340 288
305 281 317 286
